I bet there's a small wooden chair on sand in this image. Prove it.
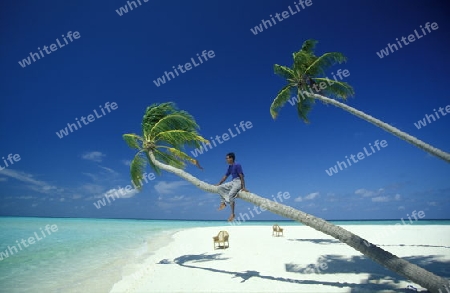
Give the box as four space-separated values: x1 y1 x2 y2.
213 231 229 249
272 224 284 237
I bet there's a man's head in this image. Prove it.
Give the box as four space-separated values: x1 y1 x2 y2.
226 152 235 164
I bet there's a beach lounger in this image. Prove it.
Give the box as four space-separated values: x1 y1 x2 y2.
272 224 284 237
213 231 229 249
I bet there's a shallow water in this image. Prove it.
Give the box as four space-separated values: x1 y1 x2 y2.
0 217 448 292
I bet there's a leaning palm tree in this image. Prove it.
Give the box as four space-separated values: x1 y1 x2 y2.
270 39 450 163
123 102 448 293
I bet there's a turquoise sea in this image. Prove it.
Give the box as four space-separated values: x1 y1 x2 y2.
1 217 449 293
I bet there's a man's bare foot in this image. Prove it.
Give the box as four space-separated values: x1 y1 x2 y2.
227 214 235 221
217 203 226 211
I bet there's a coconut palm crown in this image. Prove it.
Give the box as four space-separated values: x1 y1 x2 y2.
270 39 450 163
270 39 354 122
122 102 207 189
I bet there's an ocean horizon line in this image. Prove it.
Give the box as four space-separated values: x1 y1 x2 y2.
1 215 449 222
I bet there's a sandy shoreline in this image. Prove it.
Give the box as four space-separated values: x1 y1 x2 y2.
110 225 450 293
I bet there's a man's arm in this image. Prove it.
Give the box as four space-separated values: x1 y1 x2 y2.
239 173 248 192
216 175 228 186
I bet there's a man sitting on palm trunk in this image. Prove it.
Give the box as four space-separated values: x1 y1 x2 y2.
215 152 248 221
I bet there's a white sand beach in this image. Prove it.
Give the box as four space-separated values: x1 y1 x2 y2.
110 225 450 293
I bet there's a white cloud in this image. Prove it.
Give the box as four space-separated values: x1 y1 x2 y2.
81 184 105 195
169 195 185 201
398 206 405 210
98 166 118 175
326 193 338 202
82 164 119 181
0 169 63 194
155 194 200 212
305 192 319 200
0 177 8 182
82 151 105 162
355 188 384 197
427 201 437 206
82 172 99 181
372 196 390 202
104 187 138 199
356 190 401 203
295 192 319 202
15 196 33 199
154 181 190 195
122 160 131 166
294 197 302 202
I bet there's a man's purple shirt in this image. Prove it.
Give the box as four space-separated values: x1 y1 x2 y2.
226 163 244 179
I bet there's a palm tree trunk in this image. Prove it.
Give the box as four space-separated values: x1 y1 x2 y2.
306 92 450 163
148 152 449 293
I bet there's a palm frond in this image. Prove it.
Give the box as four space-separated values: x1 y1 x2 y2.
149 112 199 139
142 102 177 135
305 52 347 76
123 133 143 150
270 85 293 119
130 152 147 190
156 130 208 149
312 78 355 100
300 39 319 54
153 149 185 169
167 148 203 169
292 51 316 75
274 64 295 80
150 113 200 138
296 89 315 123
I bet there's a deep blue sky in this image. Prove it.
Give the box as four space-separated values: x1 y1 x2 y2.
1 0 449 221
